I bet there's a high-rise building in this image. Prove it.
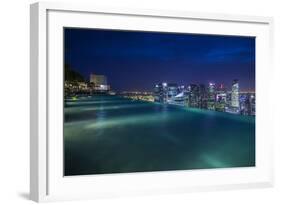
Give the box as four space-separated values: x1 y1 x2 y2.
240 93 255 115
207 82 216 110
186 84 200 108
154 82 179 103
240 94 251 115
250 94 255 115
215 84 227 112
90 74 107 85
89 74 110 92
154 83 165 102
166 83 178 98
231 79 239 108
198 84 207 109
164 83 178 103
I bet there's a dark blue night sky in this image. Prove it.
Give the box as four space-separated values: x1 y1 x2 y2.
64 28 255 92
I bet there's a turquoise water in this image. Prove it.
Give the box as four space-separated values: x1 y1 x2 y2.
64 95 255 176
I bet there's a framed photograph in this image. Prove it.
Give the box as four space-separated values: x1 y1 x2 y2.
30 2 274 202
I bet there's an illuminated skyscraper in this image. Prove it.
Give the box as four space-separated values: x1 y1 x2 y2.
215 84 227 112
90 74 110 92
240 93 255 115
198 84 207 109
231 79 239 108
154 83 165 102
165 83 178 103
207 82 216 110
186 84 200 108
90 74 107 85
154 82 179 103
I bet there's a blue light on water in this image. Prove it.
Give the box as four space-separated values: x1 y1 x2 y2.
64 95 255 176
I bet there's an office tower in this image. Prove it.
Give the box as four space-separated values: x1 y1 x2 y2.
250 94 256 115
89 74 110 92
207 82 216 110
165 83 179 103
240 93 255 115
154 83 164 102
240 94 251 115
154 82 179 103
231 79 239 108
198 84 207 109
186 84 200 108
90 74 107 85
215 84 227 112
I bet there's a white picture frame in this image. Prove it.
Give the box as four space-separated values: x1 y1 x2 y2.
30 2 274 202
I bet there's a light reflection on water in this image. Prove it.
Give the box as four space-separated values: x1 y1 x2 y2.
64 95 255 176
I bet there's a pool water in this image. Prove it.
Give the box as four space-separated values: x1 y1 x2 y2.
64 95 255 176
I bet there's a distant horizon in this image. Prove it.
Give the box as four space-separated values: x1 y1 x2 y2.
68 70 255 93
64 28 255 92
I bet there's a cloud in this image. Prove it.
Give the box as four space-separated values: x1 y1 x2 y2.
204 47 255 63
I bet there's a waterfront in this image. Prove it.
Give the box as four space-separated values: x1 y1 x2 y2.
64 95 255 176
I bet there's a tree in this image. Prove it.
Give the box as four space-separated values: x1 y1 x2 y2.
64 64 84 82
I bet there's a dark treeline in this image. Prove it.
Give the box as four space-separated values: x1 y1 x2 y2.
65 64 84 82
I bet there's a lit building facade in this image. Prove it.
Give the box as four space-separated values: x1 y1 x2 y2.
90 74 107 84
198 84 206 108
231 79 239 108
90 74 110 92
240 93 255 115
154 82 179 103
186 84 200 108
152 79 254 116
207 83 216 110
215 84 227 112
154 83 165 102
165 83 179 102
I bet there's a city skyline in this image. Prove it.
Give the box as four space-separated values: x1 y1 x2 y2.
64 28 255 92
64 28 256 175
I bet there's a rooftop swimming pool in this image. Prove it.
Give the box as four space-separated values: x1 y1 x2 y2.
64 95 255 176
